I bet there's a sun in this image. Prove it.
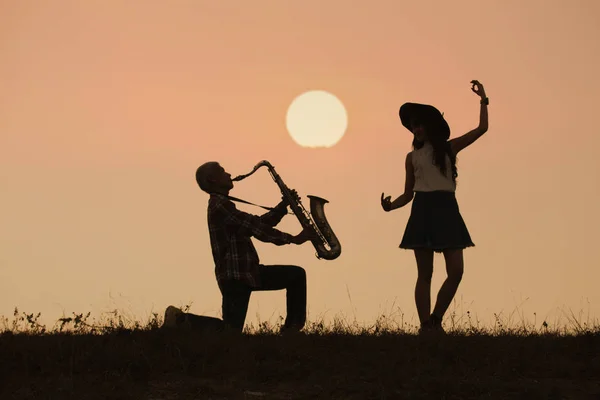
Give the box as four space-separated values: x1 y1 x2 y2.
285 90 348 148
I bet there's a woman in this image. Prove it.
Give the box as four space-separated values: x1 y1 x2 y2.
381 80 490 333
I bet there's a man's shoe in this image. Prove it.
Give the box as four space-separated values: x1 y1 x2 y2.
162 306 184 329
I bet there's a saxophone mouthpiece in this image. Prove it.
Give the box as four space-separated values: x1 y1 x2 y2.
233 176 249 182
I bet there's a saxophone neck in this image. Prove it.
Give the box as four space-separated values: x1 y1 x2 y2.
232 160 273 181
231 160 291 196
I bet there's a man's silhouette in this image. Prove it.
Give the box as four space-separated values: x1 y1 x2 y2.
183 161 312 333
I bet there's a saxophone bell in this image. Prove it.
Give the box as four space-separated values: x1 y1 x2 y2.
306 194 341 260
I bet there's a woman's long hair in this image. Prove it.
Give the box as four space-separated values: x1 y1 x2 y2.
412 118 458 183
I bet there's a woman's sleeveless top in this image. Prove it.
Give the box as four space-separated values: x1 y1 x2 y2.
411 143 456 192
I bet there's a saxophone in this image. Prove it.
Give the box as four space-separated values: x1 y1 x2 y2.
232 160 342 261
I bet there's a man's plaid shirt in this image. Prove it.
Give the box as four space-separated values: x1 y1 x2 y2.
207 193 294 288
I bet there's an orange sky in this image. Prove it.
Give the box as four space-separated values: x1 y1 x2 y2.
2 1 599 329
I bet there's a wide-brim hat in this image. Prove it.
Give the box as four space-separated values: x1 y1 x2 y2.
399 102 450 140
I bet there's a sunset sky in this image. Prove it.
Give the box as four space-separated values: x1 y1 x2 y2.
2 0 599 329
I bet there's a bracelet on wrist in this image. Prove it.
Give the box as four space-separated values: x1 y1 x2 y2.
480 97 489 105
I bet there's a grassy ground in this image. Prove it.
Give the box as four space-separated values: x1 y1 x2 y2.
1 307 599 400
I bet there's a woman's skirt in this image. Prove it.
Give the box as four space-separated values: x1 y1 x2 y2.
400 191 474 253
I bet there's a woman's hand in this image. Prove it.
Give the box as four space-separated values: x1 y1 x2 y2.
381 193 393 212
471 80 487 98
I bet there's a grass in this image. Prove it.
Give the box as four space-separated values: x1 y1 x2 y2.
1 306 599 400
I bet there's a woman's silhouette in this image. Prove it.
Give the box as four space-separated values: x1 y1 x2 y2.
381 80 490 334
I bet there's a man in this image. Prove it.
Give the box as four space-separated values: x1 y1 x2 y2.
189 161 312 333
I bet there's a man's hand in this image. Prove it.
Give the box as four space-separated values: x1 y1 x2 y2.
470 80 487 98
275 199 289 211
290 227 314 245
282 189 299 206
